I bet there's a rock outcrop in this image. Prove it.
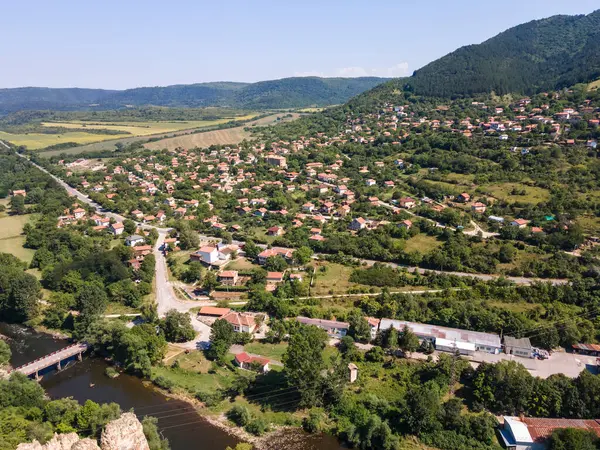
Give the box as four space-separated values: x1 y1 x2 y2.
100 413 150 450
16 433 97 450
17 413 148 450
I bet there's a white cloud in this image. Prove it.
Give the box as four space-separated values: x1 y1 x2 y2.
295 62 409 79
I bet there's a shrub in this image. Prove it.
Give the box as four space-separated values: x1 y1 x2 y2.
227 405 252 427
195 390 223 407
365 346 385 362
302 408 325 433
234 332 253 345
245 417 269 436
152 376 175 392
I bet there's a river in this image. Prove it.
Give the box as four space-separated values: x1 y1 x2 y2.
1 323 343 450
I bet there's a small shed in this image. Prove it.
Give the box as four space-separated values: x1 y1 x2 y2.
348 363 358 383
504 336 533 358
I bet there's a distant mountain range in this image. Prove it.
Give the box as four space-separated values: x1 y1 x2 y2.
362 9 600 100
0 77 388 114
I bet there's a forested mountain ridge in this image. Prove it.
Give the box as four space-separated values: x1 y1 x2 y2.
0 77 388 114
386 9 600 98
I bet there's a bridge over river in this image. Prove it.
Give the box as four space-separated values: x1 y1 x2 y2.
12 342 90 379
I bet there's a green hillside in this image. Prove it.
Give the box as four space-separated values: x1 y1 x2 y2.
399 9 600 97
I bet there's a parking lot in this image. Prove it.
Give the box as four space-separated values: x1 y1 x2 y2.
467 350 598 378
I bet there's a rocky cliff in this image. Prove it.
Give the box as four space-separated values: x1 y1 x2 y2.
16 413 149 450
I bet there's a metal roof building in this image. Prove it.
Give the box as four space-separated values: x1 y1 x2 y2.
379 319 501 354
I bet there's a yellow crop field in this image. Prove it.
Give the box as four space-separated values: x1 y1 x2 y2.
40 114 258 136
1 114 258 150
0 130 122 150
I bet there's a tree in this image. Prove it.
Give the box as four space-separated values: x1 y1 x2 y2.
386 327 399 351
498 244 517 263
398 325 420 355
243 241 260 260
294 246 313 265
9 195 26 215
179 229 199 250
142 416 170 450
0 340 11 366
4 273 41 322
203 271 218 291
348 310 372 343
365 346 384 362
283 325 328 407
405 382 442 435
161 310 195 343
123 219 137 235
548 427 599 450
183 262 203 283
76 282 108 316
264 255 287 272
338 335 361 361
227 405 252 427
207 318 234 363
108 279 141 307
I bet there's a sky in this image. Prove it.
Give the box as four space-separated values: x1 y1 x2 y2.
2 0 599 90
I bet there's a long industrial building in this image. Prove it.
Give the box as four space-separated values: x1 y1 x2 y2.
378 319 502 355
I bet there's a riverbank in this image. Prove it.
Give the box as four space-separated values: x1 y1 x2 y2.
0 322 342 450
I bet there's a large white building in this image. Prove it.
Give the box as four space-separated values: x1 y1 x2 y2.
378 319 501 355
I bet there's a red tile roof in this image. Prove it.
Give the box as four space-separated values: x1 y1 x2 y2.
522 417 600 441
198 306 230 317
235 352 269 366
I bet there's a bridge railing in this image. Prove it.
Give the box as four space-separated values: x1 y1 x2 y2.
12 343 89 371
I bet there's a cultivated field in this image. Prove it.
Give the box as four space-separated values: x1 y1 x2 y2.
40 116 256 136
144 113 302 151
0 214 35 263
0 130 121 150
6 114 257 153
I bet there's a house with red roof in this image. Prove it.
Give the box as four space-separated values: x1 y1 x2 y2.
234 352 270 373
222 311 258 334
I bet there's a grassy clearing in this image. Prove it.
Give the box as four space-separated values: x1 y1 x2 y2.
0 214 35 263
480 182 550 204
226 257 260 271
152 352 235 394
0 214 31 239
0 237 35 263
104 302 139 315
589 79 600 90
577 215 600 235
244 342 288 360
144 113 301 151
310 262 359 296
421 179 463 196
404 234 442 253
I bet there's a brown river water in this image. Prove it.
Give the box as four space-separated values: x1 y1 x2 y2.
1 323 343 450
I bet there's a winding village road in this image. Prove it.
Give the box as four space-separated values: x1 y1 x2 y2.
11 147 568 319
4 142 594 378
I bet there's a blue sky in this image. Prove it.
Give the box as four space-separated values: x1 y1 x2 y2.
2 0 598 89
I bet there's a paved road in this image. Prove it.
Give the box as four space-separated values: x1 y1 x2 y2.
9 150 211 346
10 146 567 313
356 257 567 286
